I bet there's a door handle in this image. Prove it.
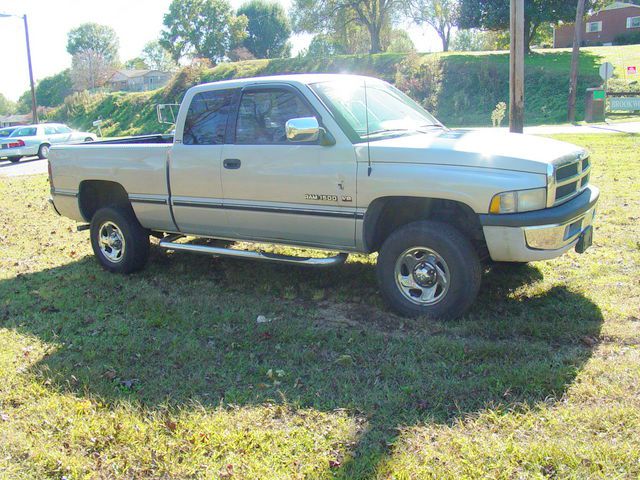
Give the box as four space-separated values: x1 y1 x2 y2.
223 158 241 169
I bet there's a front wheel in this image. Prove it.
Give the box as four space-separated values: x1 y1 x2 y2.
376 220 481 319
90 206 150 273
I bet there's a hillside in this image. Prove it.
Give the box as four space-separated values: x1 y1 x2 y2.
48 45 639 137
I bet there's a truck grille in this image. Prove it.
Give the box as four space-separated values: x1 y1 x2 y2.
549 152 591 206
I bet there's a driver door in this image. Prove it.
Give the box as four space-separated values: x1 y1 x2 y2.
220 84 357 248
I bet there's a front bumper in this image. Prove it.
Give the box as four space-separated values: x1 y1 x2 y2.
479 186 599 262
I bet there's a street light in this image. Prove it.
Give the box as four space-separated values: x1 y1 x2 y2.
0 12 38 124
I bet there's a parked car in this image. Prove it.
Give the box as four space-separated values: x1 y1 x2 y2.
48 74 598 319
1 123 97 163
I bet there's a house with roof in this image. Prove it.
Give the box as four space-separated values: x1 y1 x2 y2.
107 69 172 92
553 2 640 48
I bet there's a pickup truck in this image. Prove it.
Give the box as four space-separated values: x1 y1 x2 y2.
48 74 599 319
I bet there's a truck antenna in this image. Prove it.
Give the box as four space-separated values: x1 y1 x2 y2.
364 79 372 177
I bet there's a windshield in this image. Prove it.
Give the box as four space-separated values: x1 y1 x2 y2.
311 79 441 142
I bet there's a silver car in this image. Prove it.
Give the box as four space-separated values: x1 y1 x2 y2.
1 123 97 163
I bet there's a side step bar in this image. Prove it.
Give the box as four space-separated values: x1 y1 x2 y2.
158 234 348 268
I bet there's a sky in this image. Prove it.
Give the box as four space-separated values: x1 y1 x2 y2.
0 0 442 101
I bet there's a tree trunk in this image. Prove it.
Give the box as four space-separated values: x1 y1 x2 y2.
441 30 450 52
369 24 382 53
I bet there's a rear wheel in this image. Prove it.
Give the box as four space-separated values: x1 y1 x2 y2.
8 156 21 163
90 206 150 273
37 144 50 159
376 220 481 319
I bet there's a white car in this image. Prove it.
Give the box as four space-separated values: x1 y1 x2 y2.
1 123 97 163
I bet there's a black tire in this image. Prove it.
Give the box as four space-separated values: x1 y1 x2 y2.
84 137 94 142
8 156 21 163
37 144 50 159
90 206 150 273
376 220 481 319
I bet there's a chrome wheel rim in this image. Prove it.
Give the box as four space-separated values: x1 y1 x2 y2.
98 221 125 263
41 145 49 157
394 247 450 306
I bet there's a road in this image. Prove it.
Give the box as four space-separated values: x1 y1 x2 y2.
0 156 47 177
0 121 638 178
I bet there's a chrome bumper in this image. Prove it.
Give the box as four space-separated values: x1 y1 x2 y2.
524 206 596 250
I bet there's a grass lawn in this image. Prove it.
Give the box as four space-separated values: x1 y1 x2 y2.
0 133 639 478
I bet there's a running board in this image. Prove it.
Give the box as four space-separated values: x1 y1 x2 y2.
158 234 348 268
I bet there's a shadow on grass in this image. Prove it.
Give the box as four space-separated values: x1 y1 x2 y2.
0 248 603 478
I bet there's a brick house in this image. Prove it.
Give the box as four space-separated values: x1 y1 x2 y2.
553 2 640 48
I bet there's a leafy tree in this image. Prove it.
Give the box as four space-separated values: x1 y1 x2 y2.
0 93 16 116
406 0 458 52
36 70 74 107
160 0 248 64
290 0 401 53
450 28 508 51
458 0 597 52
306 34 348 56
66 23 120 63
123 57 149 70
238 0 292 58
387 29 416 52
141 41 177 71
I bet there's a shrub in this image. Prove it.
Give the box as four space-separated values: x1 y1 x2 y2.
614 31 640 46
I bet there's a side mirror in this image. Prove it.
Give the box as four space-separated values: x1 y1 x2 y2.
285 117 320 142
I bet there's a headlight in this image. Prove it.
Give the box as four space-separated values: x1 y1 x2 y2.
489 188 547 214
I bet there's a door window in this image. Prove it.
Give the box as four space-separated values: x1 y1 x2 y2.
235 89 315 145
183 89 236 145
55 125 72 133
44 126 56 135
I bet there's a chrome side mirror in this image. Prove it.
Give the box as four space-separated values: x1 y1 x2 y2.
285 117 320 142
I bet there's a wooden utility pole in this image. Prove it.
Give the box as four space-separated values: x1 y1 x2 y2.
568 0 586 123
509 0 525 133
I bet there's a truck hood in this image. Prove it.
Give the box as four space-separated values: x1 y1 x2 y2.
367 129 585 175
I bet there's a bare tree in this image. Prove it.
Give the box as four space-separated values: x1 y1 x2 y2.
70 50 115 91
406 0 458 52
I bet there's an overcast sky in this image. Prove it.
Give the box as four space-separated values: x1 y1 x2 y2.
0 0 441 101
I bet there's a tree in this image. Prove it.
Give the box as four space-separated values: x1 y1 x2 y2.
0 93 16 116
66 23 119 63
458 0 596 52
35 70 74 107
451 28 508 51
160 0 248 64
406 0 458 52
238 0 292 58
306 34 348 56
141 41 177 71
290 0 401 53
70 50 116 90
387 29 416 52
124 57 149 70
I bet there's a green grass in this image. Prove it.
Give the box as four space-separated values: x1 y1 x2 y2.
1 133 639 478
46 45 640 136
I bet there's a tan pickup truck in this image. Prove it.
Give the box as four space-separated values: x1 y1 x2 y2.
48 74 599 319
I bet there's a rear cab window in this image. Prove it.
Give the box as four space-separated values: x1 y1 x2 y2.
11 127 37 137
183 89 237 145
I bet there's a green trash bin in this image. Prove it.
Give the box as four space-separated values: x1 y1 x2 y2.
585 88 606 122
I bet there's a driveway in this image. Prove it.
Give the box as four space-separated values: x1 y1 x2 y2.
0 156 47 177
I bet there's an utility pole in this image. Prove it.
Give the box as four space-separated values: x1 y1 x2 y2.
568 0 586 124
0 12 38 124
509 0 525 133
23 14 38 124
